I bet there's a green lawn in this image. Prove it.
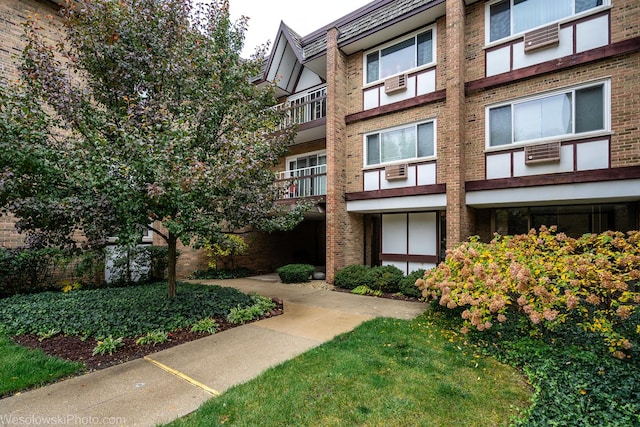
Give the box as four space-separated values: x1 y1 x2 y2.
0 333 82 397
168 315 532 427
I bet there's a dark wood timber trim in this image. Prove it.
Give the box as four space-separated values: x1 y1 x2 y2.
346 184 446 201
379 254 439 264
276 196 326 206
466 166 640 192
345 89 446 124
467 37 640 94
297 117 326 132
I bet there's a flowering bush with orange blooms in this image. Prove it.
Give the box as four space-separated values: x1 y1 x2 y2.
418 227 640 358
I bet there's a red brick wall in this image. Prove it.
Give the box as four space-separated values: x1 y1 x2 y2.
325 27 365 282
0 0 62 85
1 0 62 248
462 0 640 181
611 0 640 43
0 214 25 248
464 56 640 182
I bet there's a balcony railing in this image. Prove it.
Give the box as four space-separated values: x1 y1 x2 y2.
275 86 326 129
276 165 327 199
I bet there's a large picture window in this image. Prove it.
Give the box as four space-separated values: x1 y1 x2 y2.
487 0 605 43
494 203 638 237
365 28 435 84
365 121 435 166
487 81 608 147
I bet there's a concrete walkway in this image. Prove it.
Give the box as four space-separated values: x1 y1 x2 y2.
0 277 426 426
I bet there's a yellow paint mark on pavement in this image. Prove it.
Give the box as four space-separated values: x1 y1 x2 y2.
144 356 221 397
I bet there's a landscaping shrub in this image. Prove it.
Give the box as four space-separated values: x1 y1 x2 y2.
334 264 371 290
351 285 382 297
226 294 276 324
364 265 404 293
418 227 640 358
190 267 254 280
276 264 314 283
399 269 425 298
0 247 67 297
203 234 248 270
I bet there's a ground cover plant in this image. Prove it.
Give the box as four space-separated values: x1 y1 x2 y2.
167 316 531 427
419 228 640 425
0 283 254 339
0 282 281 395
472 325 640 426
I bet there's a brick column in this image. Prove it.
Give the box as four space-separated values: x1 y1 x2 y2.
325 28 359 283
444 0 473 248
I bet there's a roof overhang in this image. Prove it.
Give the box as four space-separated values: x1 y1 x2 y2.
337 1 447 56
466 180 640 208
263 22 306 94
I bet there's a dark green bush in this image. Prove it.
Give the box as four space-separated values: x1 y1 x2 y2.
334 264 371 290
191 267 255 280
0 247 67 297
276 264 315 283
365 265 404 293
399 269 425 298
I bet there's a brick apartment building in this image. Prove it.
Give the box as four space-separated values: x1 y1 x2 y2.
257 0 640 282
2 0 639 283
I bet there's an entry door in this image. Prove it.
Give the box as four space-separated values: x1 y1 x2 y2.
381 212 438 274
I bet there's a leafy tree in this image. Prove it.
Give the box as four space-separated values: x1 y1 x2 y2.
2 0 303 297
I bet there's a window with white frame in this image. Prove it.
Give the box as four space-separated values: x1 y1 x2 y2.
365 121 436 166
486 0 605 43
364 27 435 84
487 80 609 147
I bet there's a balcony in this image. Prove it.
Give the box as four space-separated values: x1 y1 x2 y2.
275 86 327 143
276 164 327 199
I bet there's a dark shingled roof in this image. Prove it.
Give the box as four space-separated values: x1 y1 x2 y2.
300 0 437 60
284 24 304 57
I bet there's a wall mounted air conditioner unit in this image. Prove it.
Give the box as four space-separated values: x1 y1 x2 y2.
385 164 408 180
384 74 407 94
524 23 560 53
524 141 561 164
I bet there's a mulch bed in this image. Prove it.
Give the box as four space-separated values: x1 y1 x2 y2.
11 298 284 372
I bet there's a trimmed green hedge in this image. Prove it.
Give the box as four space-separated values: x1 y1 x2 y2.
335 264 425 297
399 269 425 298
364 265 404 293
276 264 315 283
334 264 371 290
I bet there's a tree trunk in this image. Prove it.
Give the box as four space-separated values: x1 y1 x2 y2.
167 231 178 298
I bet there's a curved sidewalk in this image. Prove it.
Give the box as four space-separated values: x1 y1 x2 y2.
0 277 427 426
